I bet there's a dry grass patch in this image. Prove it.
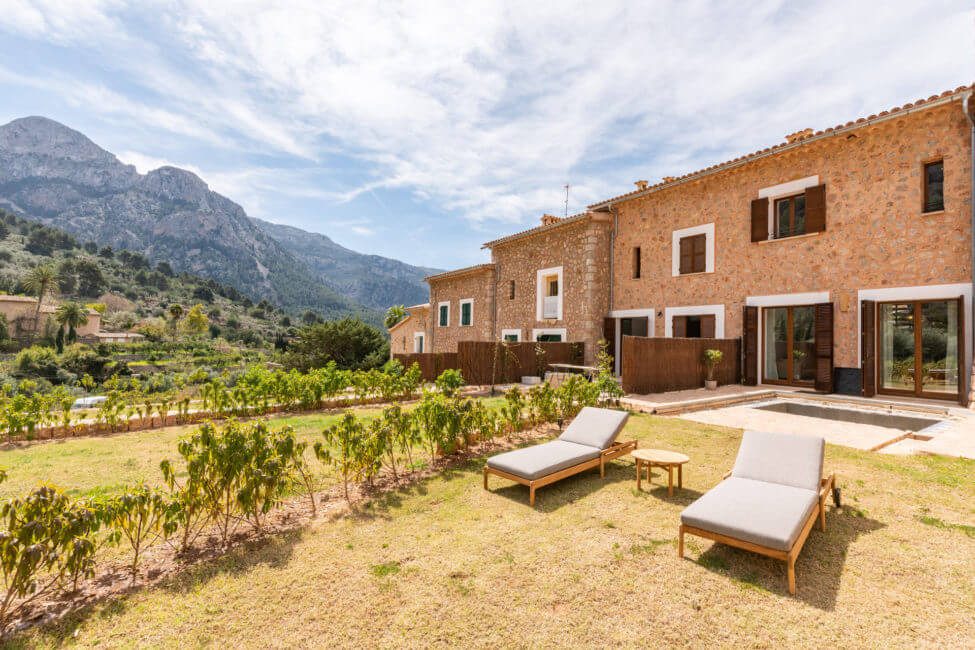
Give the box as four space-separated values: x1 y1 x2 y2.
8 413 975 647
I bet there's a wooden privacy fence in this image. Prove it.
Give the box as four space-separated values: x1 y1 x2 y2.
394 341 584 385
391 352 458 382
621 336 741 394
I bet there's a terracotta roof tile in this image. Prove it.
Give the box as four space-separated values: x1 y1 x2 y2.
481 211 593 249
589 84 973 209
423 263 495 283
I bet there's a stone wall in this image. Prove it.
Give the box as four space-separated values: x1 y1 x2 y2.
491 215 613 364
611 100 971 375
388 305 430 356
428 267 496 353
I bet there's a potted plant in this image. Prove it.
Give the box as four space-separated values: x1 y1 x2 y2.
702 348 724 390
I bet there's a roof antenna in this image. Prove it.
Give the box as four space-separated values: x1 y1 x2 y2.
563 184 569 218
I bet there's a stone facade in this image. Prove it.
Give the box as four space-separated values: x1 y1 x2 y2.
490 214 613 364
607 98 972 392
0 295 102 338
427 265 496 353
388 304 430 355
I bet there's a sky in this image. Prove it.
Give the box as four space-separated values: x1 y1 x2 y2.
0 1 972 270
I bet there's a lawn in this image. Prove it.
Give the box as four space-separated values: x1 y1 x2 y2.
7 411 975 647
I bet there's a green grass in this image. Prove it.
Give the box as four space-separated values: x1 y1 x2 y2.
6 411 975 647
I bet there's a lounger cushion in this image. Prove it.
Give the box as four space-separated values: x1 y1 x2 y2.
486 440 600 481
680 477 819 551
732 430 824 492
557 407 629 450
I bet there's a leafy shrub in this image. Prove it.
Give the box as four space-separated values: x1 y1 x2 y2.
434 369 464 397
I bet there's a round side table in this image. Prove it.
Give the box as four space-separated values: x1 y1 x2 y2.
630 449 690 497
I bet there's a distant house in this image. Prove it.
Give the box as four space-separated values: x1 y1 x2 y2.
388 303 431 355
0 294 141 344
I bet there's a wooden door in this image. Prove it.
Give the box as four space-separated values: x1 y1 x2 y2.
861 300 875 397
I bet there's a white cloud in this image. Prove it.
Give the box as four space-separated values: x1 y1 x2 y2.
2 0 972 238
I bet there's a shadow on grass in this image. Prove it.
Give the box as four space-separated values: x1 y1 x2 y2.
690 506 885 610
13 528 307 647
486 459 635 513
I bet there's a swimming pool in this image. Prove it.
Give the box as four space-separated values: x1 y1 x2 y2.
752 401 941 432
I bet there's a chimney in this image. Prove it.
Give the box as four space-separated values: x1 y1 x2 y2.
541 214 560 226
785 128 813 144
634 180 649 190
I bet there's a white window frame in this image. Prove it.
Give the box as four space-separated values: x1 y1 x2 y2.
757 175 820 240
437 301 450 327
532 327 567 342
536 266 564 320
413 332 425 353
459 298 473 327
664 304 725 338
500 328 522 342
609 308 655 376
671 223 715 277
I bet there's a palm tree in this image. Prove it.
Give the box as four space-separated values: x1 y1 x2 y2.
55 301 89 345
384 305 408 329
22 265 57 342
168 303 184 338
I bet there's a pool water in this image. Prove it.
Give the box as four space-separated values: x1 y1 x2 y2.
752 401 941 432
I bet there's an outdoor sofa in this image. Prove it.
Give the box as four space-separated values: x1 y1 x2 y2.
678 429 835 595
483 406 636 506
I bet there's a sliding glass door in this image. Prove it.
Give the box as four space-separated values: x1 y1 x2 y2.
763 306 816 386
878 299 960 398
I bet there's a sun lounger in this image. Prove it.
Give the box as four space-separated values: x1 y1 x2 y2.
678 430 835 595
483 407 636 506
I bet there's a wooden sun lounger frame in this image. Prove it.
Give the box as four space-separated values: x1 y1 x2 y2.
678 470 835 595
483 439 638 506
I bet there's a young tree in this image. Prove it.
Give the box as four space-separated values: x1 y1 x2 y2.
183 304 209 338
22 264 56 342
168 303 184 337
285 318 389 371
384 305 408 329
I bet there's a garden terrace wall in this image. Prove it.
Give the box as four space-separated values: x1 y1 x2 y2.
621 336 740 394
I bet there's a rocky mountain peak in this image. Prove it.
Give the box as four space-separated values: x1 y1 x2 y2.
0 116 117 164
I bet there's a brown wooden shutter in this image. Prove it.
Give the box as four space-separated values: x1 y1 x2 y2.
861 300 875 397
743 306 758 384
957 296 967 406
814 302 834 392
603 317 616 372
692 234 707 272
751 198 768 242
700 314 716 338
805 184 826 233
678 237 691 274
673 316 687 337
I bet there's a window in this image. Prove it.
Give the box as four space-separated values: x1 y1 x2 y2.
533 328 566 342
773 194 806 238
501 329 521 342
509 280 515 300
438 302 449 327
678 234 706 274
460 299 473 326
672 315 715 338
536 266 563 320
633 246 641 279
413 333 425 353
548 278 559 296
923 160 944 212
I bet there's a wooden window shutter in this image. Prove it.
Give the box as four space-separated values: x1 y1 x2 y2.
861 300 875 397
673 316 687 337
805 184 826 233
678 237 691 274
750 198 769 242
957 296 967 406
700 314 716 338
814 302 834 392
692 234 707 272
743 306 758 384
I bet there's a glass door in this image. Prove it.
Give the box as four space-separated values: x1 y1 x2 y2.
878 299 960 399
762 306 816 386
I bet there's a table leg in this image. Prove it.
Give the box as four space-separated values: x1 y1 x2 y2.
678 464 683 489
636 459 642 490
667 465 673 497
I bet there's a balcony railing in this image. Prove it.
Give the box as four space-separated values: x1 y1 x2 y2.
542 296 560 319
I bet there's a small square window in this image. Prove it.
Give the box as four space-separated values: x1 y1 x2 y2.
678 234 706 274
774 194 806 238
924 160 944 212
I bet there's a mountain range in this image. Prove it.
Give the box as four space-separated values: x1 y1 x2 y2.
0 116 438 323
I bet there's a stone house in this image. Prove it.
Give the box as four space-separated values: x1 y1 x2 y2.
388 303 431 355
0 294 142 344
391 85 975 404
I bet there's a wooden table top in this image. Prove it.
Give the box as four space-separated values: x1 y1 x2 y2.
630 449 690 465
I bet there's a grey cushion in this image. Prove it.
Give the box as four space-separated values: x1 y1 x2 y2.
680 477 819 551
557 407 629 450
732 430 824 492
486 440 600 481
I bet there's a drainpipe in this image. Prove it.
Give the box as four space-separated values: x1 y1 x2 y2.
608 205 618 313
962 91 975 406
